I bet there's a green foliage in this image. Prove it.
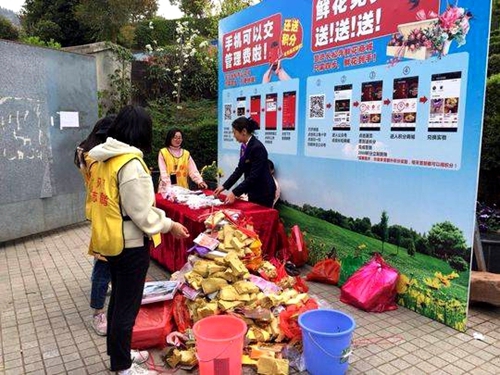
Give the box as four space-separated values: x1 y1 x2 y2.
99 43 135 115
490 42 500 55
134 16 215 50
481 74 500 170
0 15 19 40
205 0 255 37
350 217 372 235
117 24 137 48
169 0 210 18
21 0 92 47
20 36 61 49
427 221 467 260
447 255 468 272
30 19 62 42
479 73 500 203
415 236 431 256
277 203 470 300
134 17 177 49
200 161 221 183
406 239 416 257
75 0 157 43
143 20 217 104
144 97 217 170
492 0 500 30
379 211 389 253
488 54 500 77
218 0 254 18
338 255 364 285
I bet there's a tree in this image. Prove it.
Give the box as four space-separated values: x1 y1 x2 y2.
392 226 401 256
427 221 467 260
406 239 416 257
478 74 500 204
146 20 215 107
352 217 372 235
76 0 158 43
206 0 257 36
0 16 19 40
169 0 210 18
217 0 255 18
99 43 134 115
21 0 92 47
379 211 389 254
415 236 431 255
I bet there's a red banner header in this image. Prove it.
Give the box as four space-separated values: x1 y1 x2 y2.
222 14 282 72
311 0 439 51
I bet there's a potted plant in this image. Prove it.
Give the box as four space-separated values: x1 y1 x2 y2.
200 161 223 190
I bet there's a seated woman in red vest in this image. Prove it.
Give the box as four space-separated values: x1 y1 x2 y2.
157 128 207 194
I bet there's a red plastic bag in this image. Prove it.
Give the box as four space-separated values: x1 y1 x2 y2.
306 258 341 285
172 295 192 333
340 254 399 312
293 276 309 293
132 300 174 349
278 298 318 340
275 221 289 261
288 225 308 267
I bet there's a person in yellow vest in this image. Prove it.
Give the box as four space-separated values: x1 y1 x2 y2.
74 115 115 337
88 105 189 375
157 128 208 195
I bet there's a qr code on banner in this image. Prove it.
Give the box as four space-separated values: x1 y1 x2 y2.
224 104 232 120
309 94 325 119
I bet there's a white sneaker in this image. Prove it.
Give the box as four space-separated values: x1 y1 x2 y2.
131 349 149 364
117 363 158 375
90 312 107 336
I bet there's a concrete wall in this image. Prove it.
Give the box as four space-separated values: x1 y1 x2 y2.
0 40 98 242
63 41 131 96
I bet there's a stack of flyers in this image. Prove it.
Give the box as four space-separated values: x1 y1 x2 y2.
179 283 201 300
193 232 220 251
141 280 181 305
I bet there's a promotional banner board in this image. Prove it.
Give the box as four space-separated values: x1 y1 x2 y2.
218 0 492 330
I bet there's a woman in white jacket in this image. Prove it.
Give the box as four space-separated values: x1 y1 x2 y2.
88 105 189 375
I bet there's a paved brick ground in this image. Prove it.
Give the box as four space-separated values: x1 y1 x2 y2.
1 222 499 374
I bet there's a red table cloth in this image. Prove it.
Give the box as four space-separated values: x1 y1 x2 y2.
150 193 283 272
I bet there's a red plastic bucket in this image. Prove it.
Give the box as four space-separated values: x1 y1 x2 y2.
193 315 247 375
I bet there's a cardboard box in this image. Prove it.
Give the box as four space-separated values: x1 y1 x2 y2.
403 46 433 60
386 45 402 57
397 19 437 38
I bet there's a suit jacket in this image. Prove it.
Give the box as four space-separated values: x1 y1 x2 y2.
223 136 276 207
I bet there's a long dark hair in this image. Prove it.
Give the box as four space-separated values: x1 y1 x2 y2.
74 114 116 168
232 116 259 134
164 128 183 147
107 105 153 153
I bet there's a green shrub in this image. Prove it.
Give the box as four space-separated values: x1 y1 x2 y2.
20 36 61 49
488 54 500 77
133 16 216 50
490 42 500 55
144 98 217 171
447 256 468 272
134 17 177 49
0 16 18 40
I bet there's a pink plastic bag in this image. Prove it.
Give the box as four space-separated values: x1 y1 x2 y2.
288 225 308 267
340 254 399 312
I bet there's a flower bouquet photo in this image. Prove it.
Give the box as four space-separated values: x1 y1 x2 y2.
387 3 472 63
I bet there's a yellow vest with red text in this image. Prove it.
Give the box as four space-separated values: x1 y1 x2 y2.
83 153 98 221
89 154 149 256
160 148 190 188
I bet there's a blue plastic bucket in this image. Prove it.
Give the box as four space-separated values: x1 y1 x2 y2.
298 309 356 375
